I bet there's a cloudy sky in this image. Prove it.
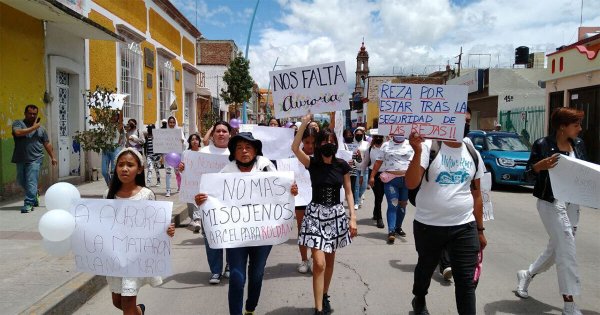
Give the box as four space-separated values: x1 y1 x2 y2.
172 0 600 88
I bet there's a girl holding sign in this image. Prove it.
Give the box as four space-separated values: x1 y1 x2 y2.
293 114 358 315
178 133 202 233
296 126 318 274
105 148 175 315
516 107 587 315
164 116 185 197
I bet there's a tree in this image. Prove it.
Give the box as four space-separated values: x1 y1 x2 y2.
220 53 254 114
73 87 123 153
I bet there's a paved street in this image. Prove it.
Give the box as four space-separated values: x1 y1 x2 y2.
73 186 600 315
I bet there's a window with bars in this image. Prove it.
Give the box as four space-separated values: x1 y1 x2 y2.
159 60 175 120
120 42 143 123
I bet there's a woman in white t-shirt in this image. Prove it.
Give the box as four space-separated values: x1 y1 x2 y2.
405 131 487 315
370 134 413 244
198 121 232 285
366 134 386 229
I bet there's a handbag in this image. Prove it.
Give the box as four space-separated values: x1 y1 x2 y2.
379 171 402 183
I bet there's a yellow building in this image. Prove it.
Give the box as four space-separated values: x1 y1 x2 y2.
0 0 202 200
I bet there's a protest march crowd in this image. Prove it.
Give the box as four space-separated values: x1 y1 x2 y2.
12 72 592 315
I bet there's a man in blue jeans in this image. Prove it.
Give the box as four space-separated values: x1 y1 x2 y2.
12 105 57 213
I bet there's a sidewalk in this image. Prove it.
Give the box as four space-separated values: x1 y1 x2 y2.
0 172 189 315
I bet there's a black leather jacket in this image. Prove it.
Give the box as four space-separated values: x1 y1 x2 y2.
526 134 587 203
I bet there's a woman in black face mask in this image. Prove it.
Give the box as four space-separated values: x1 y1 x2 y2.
292 114 358 315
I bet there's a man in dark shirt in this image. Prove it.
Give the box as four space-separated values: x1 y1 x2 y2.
12 104 57 213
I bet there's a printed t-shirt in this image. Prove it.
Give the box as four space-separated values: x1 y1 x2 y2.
368 146 383 170
379 140 414 172
415 142 485 226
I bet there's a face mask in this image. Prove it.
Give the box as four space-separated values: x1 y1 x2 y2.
236 157 257 168
392 135 405 143
464 123 471 138
344 137 354 143
321 143 337 157
355 135 364 142
373 138 383 145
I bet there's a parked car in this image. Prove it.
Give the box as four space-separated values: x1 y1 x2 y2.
467 130 535 187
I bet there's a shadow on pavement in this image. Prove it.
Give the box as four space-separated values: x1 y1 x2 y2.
492 185 534 194
483 295 572 315
389 260 416 273
178 236 204 246
264 306 314 314
161 270 216 288
263 262 310 280
357 231 387 242
0 205 22 211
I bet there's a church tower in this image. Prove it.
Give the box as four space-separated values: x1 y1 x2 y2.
355 40 369 96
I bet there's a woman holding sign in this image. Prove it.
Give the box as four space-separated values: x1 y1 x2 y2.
516 107 587 315
199 121 232 284
293 114 358 315
105 147 175 315
178 133 202 233
296 126 318 274
195 132 298 315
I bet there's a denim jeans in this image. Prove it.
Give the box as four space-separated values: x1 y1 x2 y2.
202 232 224 275
16 161 41 209
528 199 580 295
383 176 408 233
165 164 174 191
413 220 480 314
372 171 384 220
226 245 272 315
354 169 368 205
101 148 119 186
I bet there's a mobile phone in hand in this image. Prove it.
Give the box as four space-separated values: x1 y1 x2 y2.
36 117 41 123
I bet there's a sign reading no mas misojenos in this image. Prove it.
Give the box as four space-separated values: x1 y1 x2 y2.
377 82 468 142
270 61 349 119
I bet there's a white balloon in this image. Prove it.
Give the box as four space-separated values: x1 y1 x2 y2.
45 182 81 211
42 237 71 257
38 209 76 242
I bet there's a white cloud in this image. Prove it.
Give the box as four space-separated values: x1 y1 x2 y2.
247 0 600 88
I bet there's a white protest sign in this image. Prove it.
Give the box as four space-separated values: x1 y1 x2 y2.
549 155 600 209
377 82 468 141
270 61 349 119
336 149 353 161
179 151 230 203
276 158 311 206
153 128 183 153
481 172 494 221
70 199 173 277
248 126 295 160
239 124 257 133
198 171 296 248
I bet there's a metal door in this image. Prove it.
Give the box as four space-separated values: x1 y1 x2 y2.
57 71 70 177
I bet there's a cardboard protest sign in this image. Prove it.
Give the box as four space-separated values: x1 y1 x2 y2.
377 82 468 141
270 61 349 119
276 158 311 206
70 199 173 277
198 171 296 248
179 151 230 203
481 172 494 221
245 125 295 160
153 128 184 153
336 149 353 162
549 155 600 209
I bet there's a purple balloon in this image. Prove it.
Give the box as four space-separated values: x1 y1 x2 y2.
229 118 240 129
165 152 181 167
285 121 293 128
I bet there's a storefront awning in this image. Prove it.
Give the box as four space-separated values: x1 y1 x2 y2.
0 0 123 41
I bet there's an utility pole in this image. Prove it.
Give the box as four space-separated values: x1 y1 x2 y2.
241 0 260 124
455 46 463 76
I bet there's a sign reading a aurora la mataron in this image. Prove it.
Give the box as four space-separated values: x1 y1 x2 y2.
270 61 349 119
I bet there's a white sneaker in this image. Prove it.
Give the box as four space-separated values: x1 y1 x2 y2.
563 301 583 315
190 220 201 233
354 204 359 210
165 190 171 197
155 182 161 187
442 267 453 281
223 264 230 278
298 260 310 274
516 270 533 299
209 273 221 284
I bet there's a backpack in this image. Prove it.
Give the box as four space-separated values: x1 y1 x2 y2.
408 140 480 207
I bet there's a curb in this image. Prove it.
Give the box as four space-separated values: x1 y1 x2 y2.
21 203 188 315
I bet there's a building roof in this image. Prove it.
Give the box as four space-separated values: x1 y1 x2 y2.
152 0 201 38
547 32 600 60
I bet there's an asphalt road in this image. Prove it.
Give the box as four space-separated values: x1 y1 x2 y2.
74 185 600 315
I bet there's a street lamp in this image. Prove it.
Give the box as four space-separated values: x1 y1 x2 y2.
264 57 290 121
241 0 260 124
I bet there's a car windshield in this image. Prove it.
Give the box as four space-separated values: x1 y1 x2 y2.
486 134 531 151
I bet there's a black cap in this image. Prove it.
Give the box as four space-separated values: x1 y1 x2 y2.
227 132 263 161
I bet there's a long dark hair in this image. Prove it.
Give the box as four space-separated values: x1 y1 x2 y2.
313 128 339 165
302 127 318 140
106 150 147 199
187 133 201 150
